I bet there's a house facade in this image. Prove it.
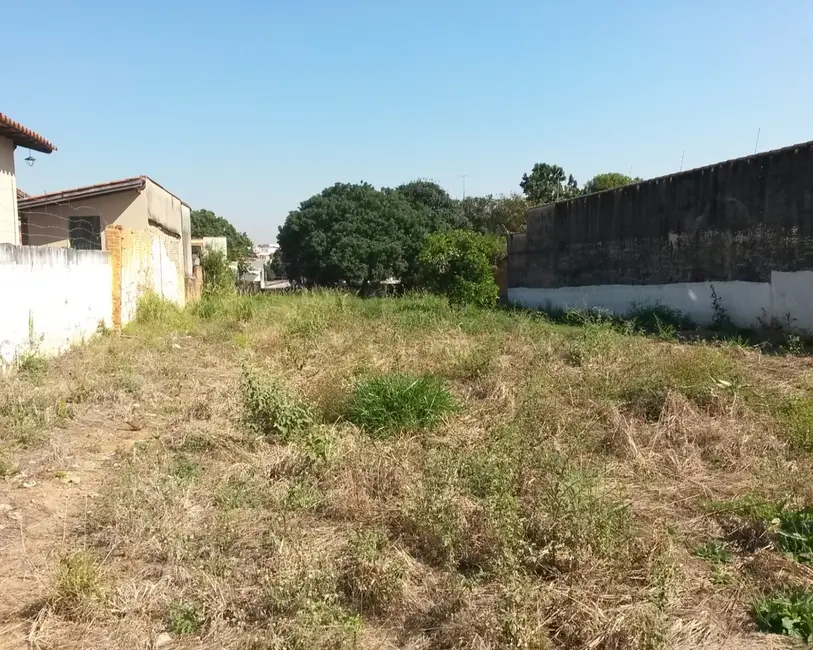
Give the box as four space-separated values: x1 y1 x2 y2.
19 176 194 317
0 113 55 245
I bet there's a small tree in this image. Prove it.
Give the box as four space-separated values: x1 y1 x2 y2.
200 249 235 293
419 230 499 307
582 172 642 195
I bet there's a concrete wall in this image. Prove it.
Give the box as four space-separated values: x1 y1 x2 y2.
508 141 813 331
0 244 111 367
116 226 186 326
0 137 19 245
21 189 144 247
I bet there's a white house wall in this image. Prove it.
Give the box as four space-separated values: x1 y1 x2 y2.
0 137 19 245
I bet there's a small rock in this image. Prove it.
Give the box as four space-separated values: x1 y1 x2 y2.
21 480 37 489
154 632 173 648
7 510 22 521
60 474 81 485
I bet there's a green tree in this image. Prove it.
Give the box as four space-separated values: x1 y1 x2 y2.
419 229 499 307
277 182 431 288
458 193 528 234
520 163 579 205
395 180 463 229
582 172 642 195
190 209 253 261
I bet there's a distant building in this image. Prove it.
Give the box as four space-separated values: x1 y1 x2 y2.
191 236 227 263
253 243 278 259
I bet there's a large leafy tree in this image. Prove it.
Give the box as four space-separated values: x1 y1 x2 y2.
395 180 462 228
520 163 579 205
582 172 642 195
277 182 432 287
190 209 253 261
458 193 528 234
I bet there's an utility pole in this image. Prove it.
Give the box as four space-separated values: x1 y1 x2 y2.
459 174 469 199
754 128 761 154
679 149 685 172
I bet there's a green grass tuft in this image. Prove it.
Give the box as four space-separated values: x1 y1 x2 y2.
346 373 455 437
240 367 314 440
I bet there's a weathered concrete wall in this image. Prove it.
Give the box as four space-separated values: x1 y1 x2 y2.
0 136 19 245
0 244 112 367
115 226 185 326
508 141 813 330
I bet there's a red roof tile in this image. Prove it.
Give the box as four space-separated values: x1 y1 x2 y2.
0 113 56 153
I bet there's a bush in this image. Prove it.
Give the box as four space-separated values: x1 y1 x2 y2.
200 249 235 293
419 229 499 307
346 373 455 437
240 368 314 440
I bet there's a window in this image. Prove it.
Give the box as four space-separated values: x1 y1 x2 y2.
69 216 102 250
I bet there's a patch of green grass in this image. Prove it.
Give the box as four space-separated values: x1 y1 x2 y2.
702 494 786 521
240 368 314 440
754 588 813 641
169 455 201 485
346 373 455 437
215 473 266 510
774 396 813 451
52 551 105 619
16 351 47 378
167 600 206 636
693 540 732 564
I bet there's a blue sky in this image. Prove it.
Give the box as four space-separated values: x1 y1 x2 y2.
5 0 812 243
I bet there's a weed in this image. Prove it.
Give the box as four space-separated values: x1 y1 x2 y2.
0 451 17 477
693 540 732 564
240 367 314 440
170 455 201 484
702 494 785 522
52 551 105 619
16 351 46 377
754 588 813 641
167 600 206 636
339 529 405 615
774 396 813 450
346 373 455 437
710 284 734 330
775 508 813 564
627 304 695 339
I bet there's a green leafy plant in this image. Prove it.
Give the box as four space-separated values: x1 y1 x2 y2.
339 528 406 615
776 508 813 563
693 540 732 564
240 368 314 440
418 229 500 307
754 589 813 641
167 600 206 636
346 373 455 437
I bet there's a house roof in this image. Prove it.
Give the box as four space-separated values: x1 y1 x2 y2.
0 113 55 153
18 175 190 210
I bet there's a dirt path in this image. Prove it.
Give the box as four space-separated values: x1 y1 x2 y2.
0 410 148 649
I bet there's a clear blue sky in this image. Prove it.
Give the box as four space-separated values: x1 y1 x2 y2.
5 1 812 244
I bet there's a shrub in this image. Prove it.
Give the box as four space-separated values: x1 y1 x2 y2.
418 229 499 307
339 529 405 615
346 373 455 437
240 368 314 440
753 588 813 641
200 249 235 293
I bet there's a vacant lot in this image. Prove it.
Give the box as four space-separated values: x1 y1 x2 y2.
1 292 812 649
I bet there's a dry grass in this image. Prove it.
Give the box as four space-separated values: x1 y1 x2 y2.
2 290 813 649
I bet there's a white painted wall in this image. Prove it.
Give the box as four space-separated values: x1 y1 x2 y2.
0 244 112 367
0 137 19 245
508 272 813 332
